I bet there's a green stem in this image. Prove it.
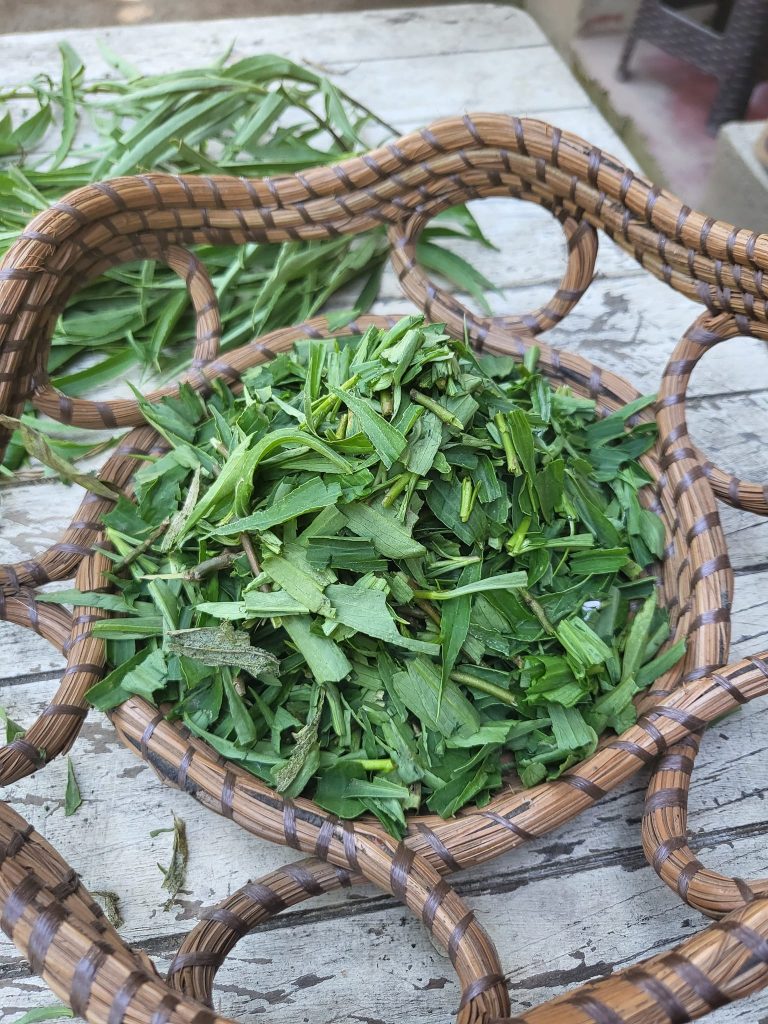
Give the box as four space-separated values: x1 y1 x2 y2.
505 515 531 556
416 599 442 627
459 477 475 522
520 588 555 635
382 472 412 508
409 389 463 429
450 670 517 707
356 758 395 772
309 373 361 424
113 517 169 572
335 412 349 439
494 412 519 474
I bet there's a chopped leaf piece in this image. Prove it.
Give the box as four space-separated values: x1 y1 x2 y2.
165 623 278 676
152 815 189 912
329 386 407 468
92 890 123 929
11 1009 74 1024
274 705 323 792
0 705 25 743
64 756 83 816
343 503 426 558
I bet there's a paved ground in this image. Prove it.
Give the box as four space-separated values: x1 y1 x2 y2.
572 31 768 207
0 0 464 33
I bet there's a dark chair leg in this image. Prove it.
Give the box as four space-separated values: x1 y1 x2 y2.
617 31 636 81
707 71 756 133
617 0 654 81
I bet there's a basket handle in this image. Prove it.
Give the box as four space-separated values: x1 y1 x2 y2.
506 897 768 1023
169 854 508 1024
658 312 768 515
0 794 508 1024
169 854 768 1024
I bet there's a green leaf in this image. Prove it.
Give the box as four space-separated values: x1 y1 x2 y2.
36 590 136 612
282 616 352 683
181 429 352 539
0 415 121 500
0 705 25 743
274 704 323 792
506 409 536 478
584 394 657 446
344 776 413 801
198 591 310 618
549 705 598 751
535 459 564 523
212 478 342 535
621 593 657 684
91 617 164 639
636 638 687 688
391 658 480 739
306 535 386 573
11 1009 74 1024
404 411 443 476
64 756 83 816
165 623 278 676
426 761 495 817
50 42 83 170
569 548 630 575
86 647 154 711
555 618 612 670
262 553 331 615
415 240 497 313
329 386 407 469
440 561 482 696
223 672 258 746
325 584 437 654
342 503 426 558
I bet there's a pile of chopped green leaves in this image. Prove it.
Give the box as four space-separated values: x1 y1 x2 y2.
0 45 494 475
41 316 684 837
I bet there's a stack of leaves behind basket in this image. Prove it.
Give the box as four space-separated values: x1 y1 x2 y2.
1 113 768 1024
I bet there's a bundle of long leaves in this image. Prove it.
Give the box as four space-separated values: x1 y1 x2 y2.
41 316 684 837
0 45 494 474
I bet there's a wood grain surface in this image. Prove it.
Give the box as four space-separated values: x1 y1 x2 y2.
1 5 767 1024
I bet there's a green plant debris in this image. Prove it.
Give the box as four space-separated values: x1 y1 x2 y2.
92 889 123 928
0 705 25 742
11 1008 75 1024
150 815 189 911
64 755 83 816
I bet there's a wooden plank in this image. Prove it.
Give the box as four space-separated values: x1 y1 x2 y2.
0 5 546 81
328 47 590 126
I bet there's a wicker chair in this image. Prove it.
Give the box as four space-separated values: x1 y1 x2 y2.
618 0 768 132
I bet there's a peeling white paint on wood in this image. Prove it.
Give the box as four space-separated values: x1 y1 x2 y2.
1 5 768 1023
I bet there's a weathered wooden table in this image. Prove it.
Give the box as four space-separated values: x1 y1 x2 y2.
1 5 768 1023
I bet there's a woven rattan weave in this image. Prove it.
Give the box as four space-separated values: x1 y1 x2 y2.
1 113 768 1024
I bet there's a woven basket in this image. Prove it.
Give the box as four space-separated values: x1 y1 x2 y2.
1 113 768 1024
